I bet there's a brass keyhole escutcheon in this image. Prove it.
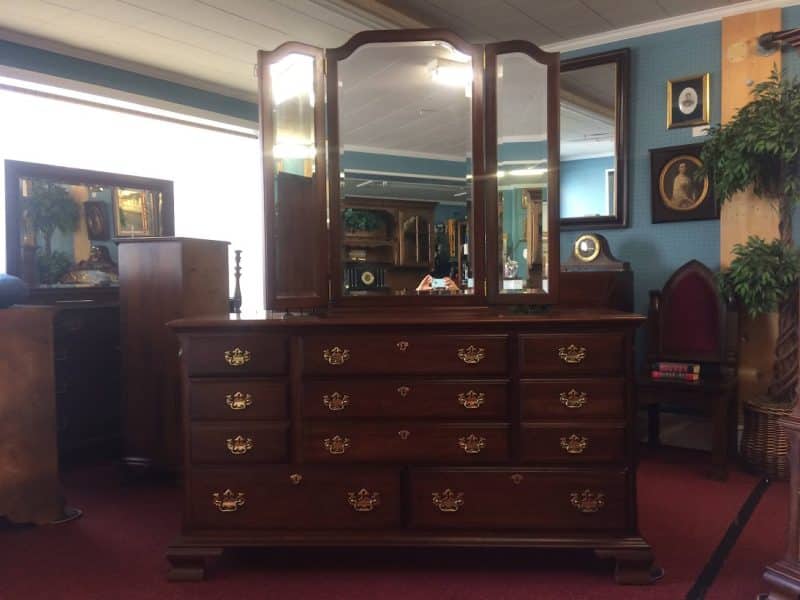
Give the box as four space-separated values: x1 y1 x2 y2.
397 429 411 440
510 473 524 485
289 473 303 485
397 385 411 398
396 340 409 351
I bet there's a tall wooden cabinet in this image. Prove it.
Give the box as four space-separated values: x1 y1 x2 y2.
118 238 230 471
165 29 654 585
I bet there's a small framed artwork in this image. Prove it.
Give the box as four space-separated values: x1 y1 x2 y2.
84 201 110 240
113 188 156 236
650 143 716 223
667 73 709 129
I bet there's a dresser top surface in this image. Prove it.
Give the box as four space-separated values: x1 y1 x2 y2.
169 307 644 331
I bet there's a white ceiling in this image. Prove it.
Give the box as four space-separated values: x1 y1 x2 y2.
0 0 774 101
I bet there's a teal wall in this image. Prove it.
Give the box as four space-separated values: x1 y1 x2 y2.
561 156 615 218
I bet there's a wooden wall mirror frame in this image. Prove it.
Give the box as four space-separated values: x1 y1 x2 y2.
485 41 561 305
258 43 328 311
326 29 486 308
559 48 629 229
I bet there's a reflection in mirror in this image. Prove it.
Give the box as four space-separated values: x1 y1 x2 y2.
496 52 549 295
270 52 318 298
559 49 628 227
6 160 173 289
337 41 473 296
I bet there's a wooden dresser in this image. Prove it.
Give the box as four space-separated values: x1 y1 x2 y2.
166 309 653 583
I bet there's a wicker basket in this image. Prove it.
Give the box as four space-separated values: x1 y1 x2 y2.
741 397 792 480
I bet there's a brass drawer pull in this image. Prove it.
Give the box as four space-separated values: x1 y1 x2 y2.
323 392 350 411
510 473 524 485
323 346 350 366
226 435 254 455
560 434 588 455
396 340 409 351
570 489 606 514
558 344 586 364
560 389 588 409
432 488 464 512
224 347 251 367
289 473 303 485
323 435 350 455
347 488 381 512
397 385 411 397
213 489 245 512
397 429 411 440
226 392 253 410
458 434 486 454
458 390 485 409
457 345 485 364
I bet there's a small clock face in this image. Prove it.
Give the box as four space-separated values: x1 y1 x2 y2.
574 234 601 262
360 270 376 286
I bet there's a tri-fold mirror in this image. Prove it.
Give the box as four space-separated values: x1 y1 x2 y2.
259 30 560 310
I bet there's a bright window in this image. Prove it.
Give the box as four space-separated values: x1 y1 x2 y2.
0 82 265 311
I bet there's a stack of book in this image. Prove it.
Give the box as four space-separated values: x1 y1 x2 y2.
650 361 701 382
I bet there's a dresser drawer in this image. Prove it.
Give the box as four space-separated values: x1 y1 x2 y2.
302 334 508 375
521 378 625 419
302 379 508 419
189 379 288 420
519 333 624 376
409 468 627 530
190 422 289 464
184 334 288 376
303 422 510 464
520 423 626 464
188 466 401 530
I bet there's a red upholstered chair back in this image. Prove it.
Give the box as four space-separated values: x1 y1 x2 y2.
648 260 733 365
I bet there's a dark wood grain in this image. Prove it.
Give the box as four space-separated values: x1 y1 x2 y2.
520 423 626 463
187 466 402 529
520 378 625 419
519 332 624 376
408 468 628 530
118 238 230 471
183 332 288 377
303 422 510 464
189 379 287 420
302 378 509 419
190 422 289 463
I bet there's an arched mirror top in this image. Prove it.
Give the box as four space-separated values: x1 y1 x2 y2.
559 48 630 229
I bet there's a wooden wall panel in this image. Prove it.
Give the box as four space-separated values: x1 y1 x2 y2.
720 9 782 406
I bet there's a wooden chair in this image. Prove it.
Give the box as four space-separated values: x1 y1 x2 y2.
637 260 738 480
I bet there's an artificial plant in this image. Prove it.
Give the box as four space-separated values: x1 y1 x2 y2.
24 180 80 284
701 68 800 406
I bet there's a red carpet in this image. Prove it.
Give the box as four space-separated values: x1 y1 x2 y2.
0 447 788 600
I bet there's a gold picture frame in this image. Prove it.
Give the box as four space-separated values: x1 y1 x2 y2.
113 188 155 236
666 73 710 129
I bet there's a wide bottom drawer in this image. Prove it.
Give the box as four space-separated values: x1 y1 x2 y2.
188 466 401 530
409 468 628 530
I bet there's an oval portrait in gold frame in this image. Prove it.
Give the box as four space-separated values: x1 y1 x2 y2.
658 155 708 211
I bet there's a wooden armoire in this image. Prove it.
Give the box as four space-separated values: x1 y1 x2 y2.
166 30 655 585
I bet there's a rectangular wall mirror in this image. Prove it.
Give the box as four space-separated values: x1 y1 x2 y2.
4 160 174 291
559 48 629 229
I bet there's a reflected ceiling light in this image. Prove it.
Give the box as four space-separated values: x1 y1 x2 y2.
509 168 547 177
273 143 315 159
429 58 472 88
270 53 314 106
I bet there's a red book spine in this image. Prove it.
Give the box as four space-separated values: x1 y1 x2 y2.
650 370 700 381
652 362 701 374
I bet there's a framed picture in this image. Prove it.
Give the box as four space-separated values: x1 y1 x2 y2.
667 73 709 129
84 200 110 240
113 188 156 236
650 143 717 223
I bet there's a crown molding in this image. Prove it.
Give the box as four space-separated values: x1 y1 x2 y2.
542 0 799 53
0 25 257 103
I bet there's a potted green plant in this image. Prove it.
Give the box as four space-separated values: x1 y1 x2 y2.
701 68 800 477
25 180 80 284
342 208 386 238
